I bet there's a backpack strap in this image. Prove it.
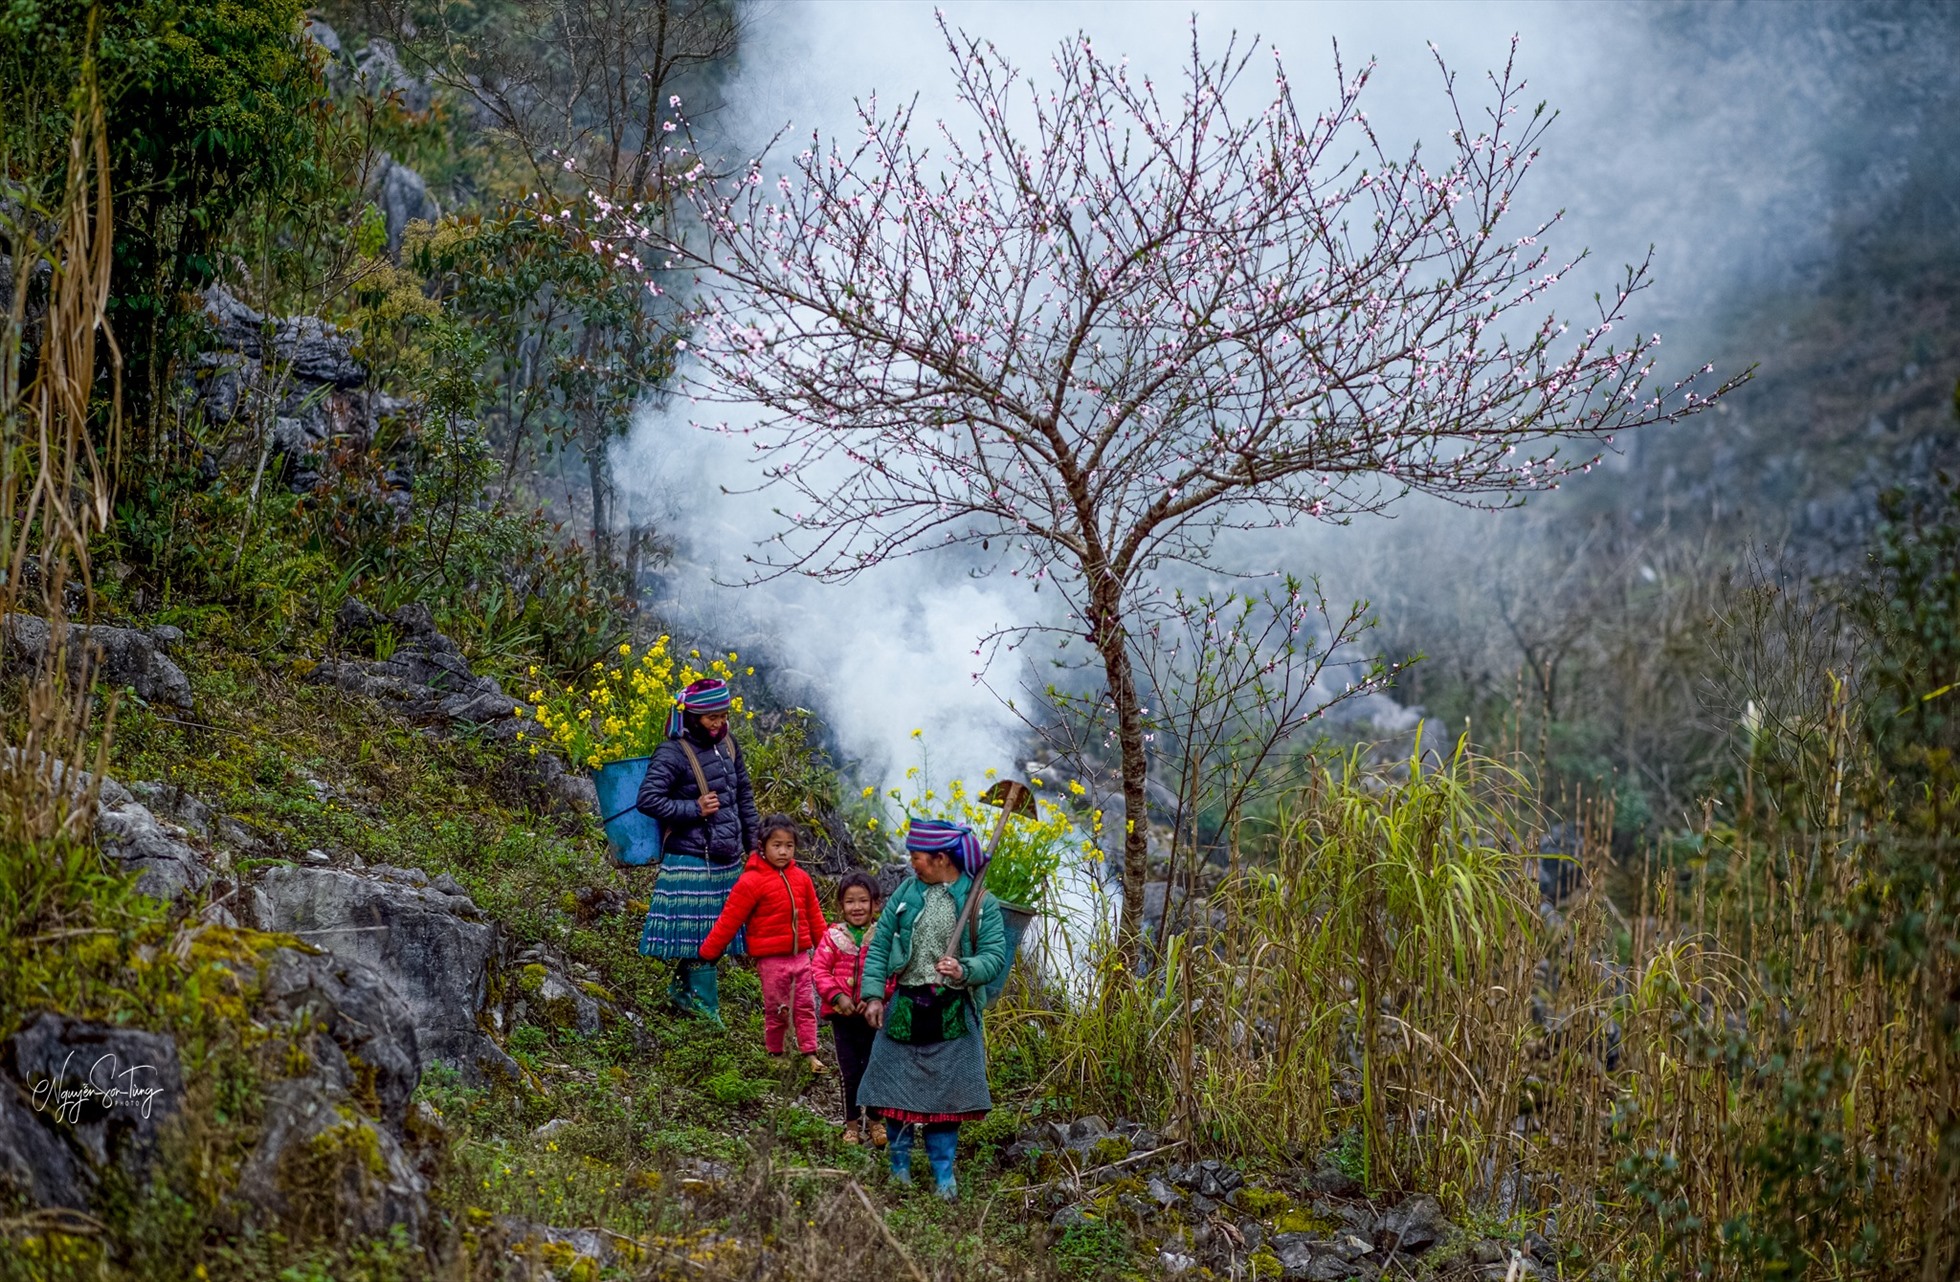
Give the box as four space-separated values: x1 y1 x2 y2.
677 740 714 803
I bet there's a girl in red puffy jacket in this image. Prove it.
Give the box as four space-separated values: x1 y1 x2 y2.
699 816 828 1071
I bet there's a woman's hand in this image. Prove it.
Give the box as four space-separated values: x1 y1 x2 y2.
863 999 885 1029
698 791 721 817
935 955 965 984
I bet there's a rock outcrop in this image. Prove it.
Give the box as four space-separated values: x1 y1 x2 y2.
258 946 423 1131
248 862 519 1084
93 783 210 902
1016 1114 1555 1281
2 614 194 710
2 751 214 902
310 598 517 726
354 39 434 114
0 1015 183 1211
308 598 596 813
370 152 440 257
237 1076 430 1244
183 285 414 501
503 943 618 1040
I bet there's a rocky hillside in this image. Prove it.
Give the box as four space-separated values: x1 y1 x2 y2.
0 592 1565 1282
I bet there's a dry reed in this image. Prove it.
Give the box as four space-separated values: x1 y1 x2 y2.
995 703 1951 1278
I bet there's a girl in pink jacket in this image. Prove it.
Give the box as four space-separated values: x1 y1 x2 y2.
813 871 885 1146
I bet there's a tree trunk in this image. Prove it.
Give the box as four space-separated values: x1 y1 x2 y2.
587 437 615 575
1093 587 1152 971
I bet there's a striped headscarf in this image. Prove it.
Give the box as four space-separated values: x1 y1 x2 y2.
905 818 984 878
666 677 734 739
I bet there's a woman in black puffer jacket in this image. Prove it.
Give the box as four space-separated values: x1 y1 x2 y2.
635 678 760 1021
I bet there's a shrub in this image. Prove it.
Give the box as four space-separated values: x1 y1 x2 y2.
0 0 318 422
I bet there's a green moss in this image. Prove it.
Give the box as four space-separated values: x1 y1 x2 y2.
1235 1187 1290 1218
1273 1206 1342 1235
1087 1135 1132 1166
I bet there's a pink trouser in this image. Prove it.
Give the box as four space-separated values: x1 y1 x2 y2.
756 951 819 1054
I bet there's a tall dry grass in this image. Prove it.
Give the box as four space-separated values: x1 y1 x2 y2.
0 33 125 933
995 697 1951 1277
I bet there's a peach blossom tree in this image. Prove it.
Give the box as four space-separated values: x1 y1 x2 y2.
604 19 1735 961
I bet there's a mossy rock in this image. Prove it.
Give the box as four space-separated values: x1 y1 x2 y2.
1273 1206 1342 1234
1236 1186 1290 1218
1088 1134 1133 1165
537 1240 599 1282
1249 1248 1284 1278
518 962 549 994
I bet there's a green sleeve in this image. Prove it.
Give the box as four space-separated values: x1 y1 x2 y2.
860 893 902 1001
954 893 1009 990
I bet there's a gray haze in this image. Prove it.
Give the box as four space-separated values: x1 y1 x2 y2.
615 1 1960 785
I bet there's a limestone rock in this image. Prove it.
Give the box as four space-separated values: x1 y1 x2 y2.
94 796 209 902
1271 1233 1373 1281
515 964 603 1036
0 752 211 900
0 1014 182 1211
203 284 365 388
498 1219 617 1273
1169 1158 1243 1198
237 945 433 1243
3 614 194 710
0 1062 93 1210
1050 1204 1098 1229
354 39 434 114
259 946 421 1131
1379 1193 1449 1254
1300 1160 1361 1198
249 863 517 1083
310 599 517 727
237 1076 428 1242
129 779 214 841
370 152 439 257
303 15 342 60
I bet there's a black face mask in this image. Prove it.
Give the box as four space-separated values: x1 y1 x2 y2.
684 713 728 744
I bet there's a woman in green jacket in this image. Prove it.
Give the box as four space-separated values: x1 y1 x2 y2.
856 819 1008 1199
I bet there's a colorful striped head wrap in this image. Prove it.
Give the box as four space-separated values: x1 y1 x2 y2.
905 818 984 878
666 677 734 738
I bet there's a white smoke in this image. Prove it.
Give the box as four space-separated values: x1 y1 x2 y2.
613 396 1035 785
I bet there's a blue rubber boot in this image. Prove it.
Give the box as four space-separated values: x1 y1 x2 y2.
924 1125 959 1200
886 1122 914 1185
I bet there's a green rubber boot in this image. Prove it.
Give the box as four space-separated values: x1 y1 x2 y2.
667 964 697 1016
686 960 725 1027
671 960 723 1025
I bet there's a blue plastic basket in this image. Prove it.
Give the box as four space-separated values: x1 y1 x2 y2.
593 756 662 867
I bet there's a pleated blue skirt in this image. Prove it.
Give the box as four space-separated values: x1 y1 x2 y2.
639 856 746 959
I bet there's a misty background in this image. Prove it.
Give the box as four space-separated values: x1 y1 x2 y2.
615 0 1960 801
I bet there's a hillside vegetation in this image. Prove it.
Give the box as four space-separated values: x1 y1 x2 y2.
1 3 1957 1281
